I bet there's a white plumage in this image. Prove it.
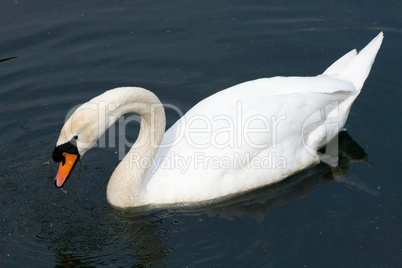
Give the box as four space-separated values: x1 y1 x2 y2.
53 32 383 208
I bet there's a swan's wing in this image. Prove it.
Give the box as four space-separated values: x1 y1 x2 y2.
159 76 356 165
145 76 356 202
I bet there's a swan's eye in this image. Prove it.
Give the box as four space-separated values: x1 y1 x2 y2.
73 135 78 140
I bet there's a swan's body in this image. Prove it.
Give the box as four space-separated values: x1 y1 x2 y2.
53 33 383 208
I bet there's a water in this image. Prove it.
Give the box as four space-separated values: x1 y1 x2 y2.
1 0 401 266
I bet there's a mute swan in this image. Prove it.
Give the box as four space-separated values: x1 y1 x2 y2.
52 32 383 208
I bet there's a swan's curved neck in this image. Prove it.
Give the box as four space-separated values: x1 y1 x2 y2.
97 87 166 207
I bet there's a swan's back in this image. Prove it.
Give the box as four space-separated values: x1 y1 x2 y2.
144 33 383 205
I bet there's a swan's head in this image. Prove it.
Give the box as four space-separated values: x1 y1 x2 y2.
52 101 108 188
52 87 165 188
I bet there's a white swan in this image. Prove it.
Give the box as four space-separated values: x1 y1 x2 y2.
53 32 383 208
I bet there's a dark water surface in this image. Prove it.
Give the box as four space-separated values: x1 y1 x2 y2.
1 0 401 266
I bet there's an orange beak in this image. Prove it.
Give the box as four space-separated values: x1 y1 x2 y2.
55 152 78 188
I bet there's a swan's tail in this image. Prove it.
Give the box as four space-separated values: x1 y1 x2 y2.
323 32 383 91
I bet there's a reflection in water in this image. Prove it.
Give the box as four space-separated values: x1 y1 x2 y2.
49 130 373 266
